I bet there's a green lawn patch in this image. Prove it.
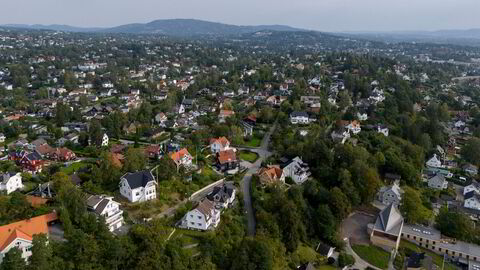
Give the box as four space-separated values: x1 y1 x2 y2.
317 265 337 270
60 161 90 175
399 240 456 270
352 244 390 269
245 137 261 148
238 150 258 163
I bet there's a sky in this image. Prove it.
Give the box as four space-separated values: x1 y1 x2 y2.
1 0 480 32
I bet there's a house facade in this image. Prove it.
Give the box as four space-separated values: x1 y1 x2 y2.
170 148 193 169
119 170 157 203
86 195 124 231
206 182 236 209
290 111 311 125
464 191 480 211
181 199 220 231
216 149 238 172
210 137 231 153
428 174 448 190
0 172 23 194
369 203 404 252
377 182 403 206
282 157 311 184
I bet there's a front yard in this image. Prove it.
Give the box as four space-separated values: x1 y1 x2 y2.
399 240 457 270
60 161 91 174
238 150 258 163
352 244 390 269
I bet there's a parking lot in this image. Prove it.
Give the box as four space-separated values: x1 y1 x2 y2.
341 211 376 245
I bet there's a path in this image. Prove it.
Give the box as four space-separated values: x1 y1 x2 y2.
344 238 382 270
241 122 277 236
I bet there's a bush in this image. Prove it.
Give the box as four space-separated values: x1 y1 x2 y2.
338 252 355 267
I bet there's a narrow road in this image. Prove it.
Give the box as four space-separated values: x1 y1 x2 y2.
344 239 382 270
241 122 276 236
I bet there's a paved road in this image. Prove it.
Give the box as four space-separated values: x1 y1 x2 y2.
344 238 382 270
241 122 276 236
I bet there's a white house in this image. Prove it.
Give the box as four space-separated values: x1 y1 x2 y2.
464 183 480 196
209 137 232 154
86 195 124 231
357 112 368 121
0 133 5 143
377 125 389 136
101 133 109 147
428 174 448 190
282 157 311 184
464 191 480 211
426 154 442 168
331 128 350 144
119 170 157 203
454 120 465 128
0 172 23 194
346 121 361 135
463 164 478 176
155 112 168 124
181 199 220 231
290 111 311 125
377 181 403 205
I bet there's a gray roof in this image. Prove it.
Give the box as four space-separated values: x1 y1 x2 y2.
207 182 235 203
86 195 103 208
122 170 155 189
374 203 403 235
465 191 480 201
290 111 309 118
429 174 446 186
94 199 110 215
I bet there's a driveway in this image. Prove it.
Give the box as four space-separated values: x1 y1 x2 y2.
241 122 277 236
341 212 376 245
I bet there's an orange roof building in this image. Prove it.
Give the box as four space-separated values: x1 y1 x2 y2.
170 148 193 167
257 166 285 186
0 212 58 261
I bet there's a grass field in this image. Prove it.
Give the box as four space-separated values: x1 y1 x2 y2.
60 161 90 174
238 150 258 163
245 137 262 147
400 240 456 270
317 265 337 270
352 244 390 269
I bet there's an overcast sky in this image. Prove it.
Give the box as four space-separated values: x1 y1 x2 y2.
1 0 479 32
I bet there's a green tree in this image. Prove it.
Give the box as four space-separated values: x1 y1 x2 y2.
124 147 147 172
462 137 480 166
400 186 432 224
0 248 26 270
28 234 51 270
329 187 352 220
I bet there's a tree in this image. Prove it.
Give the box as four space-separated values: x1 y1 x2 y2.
400 187 432 224
0 248 26 270
230 237 273 270
338 252 355 267
329 187 351 220
124 147 147 172
462 137 480 166
435 207 477 243
28 234 51 270
89 120 104 146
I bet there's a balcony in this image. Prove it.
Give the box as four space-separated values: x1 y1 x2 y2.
105 210 124 224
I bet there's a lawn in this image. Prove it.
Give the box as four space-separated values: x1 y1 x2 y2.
60 161 90 174
317 265 337 270
238 150 258 163
245 137 261 148
352 244 390 269
399 240 456 270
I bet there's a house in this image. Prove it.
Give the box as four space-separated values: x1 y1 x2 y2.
0 133 5 143
464 191 480 211
86 194 124 231
297 262 316 270
0 212 58 263
101 133 109 147
206 181 236 209
426 154 442 168
216 150 238 172
377 125 389 136
357 111 368 121
464 182 480 196
282 157 311 185
290 111 311 125
57 133 79 146
316 242 335 258
0 172 23 194
182 98 195 110
20 152 44 173
377 181 403 206
369 203 404 252
428 174 448 190
209 137 231 153
219 110 235 123
464 164 478 176
181 199 220 231
257 165 285 186
144 145 162 160
119 170 157 203
155 112 167 124
345 120 361 134
170 148 193 169
50 147 76 162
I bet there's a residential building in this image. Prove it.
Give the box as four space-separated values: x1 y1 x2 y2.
282 157 311 184
357 111 368 121
377 125 389 136
377 181 403 206
426 154 442 168
0 212 58 263
19 152 44 173
464 164 479 176
257 165 285 186
346 120 361 134
216 149 238 172
316 242 335 258
428 174 448 190
181 199 220 231
464 191 480 211
464 183 480 196
209 137 231 153
331 128 350 144
170 148 193 169
0 172 23 194
290 111 311 125
86 194 124 231
369 203 404 252
218 110 234 123
144 145 162 160
101 133 109 147
155 112 167 124
119 170 157 203
206 181 236 209
0 133 5 143
50 147 76 161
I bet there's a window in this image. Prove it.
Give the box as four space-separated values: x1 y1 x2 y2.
413 236 416 240
197 223 201 226
433 241 436 245
198 216 201 219
432 246 435 250
190 222 194 225
190 215 193 218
